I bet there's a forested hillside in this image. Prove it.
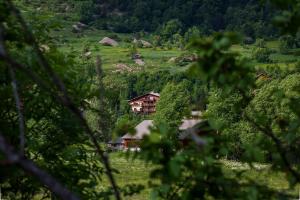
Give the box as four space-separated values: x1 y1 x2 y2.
81 0 274 36
31 0 275 38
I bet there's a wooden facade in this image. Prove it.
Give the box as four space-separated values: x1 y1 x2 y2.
129 92 160 114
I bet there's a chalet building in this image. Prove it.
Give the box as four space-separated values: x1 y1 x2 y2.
122 120 153 150
107 137 125 151
122 119 201 149
128 92 160 114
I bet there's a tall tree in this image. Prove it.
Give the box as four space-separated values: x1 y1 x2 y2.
154 81 190 128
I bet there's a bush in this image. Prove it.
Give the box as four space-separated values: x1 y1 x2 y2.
252 47 272 63
107 33 121 41
159 19 183 42
184 26 202 44
123 36 132 43
255 38 267 48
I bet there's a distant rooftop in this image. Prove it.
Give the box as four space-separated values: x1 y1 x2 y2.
122 119 202 140
122 120 153 140
191 111 202 117
149 91 160 97
128 92 160 102
179 119 201 130
108 137 124 144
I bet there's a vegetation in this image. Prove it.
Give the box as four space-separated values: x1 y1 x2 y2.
75 0 275 38
1 0 300 200
154 82 190 128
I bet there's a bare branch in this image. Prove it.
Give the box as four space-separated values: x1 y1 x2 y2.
0 131 80 200
9 67 26 155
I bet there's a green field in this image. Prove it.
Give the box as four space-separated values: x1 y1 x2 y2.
105 153 298 199
54 25 300 75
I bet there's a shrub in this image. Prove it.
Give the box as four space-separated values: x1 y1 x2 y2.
252 47 272 63
108 33 121 41
255 38 267 48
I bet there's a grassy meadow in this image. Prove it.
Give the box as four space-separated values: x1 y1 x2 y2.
105 153 298 199
53 25 300 75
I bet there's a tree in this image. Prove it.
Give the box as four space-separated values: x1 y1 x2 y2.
246 74 300 163
79 0 95 23
154 82 190 128
184 26 202 45
255 38 267 48
279 34 300 54
252 47 272 63
140 30 300 199
2 0 300 200
159 19 183 42
0 1 121 199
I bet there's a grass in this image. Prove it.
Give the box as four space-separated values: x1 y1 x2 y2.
221 160 298 196
104 153 298 199
22 1 300 75
105 153 156 200
55 27 300 75
54 28 183 72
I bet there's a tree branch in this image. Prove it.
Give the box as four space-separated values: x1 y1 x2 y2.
95 56 120 198
245 114 300 182
0 52 122 200
0 131 80 200
9 67 26 155
3 2 121 199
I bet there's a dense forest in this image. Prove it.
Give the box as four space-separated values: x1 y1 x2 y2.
1 0 300 200
79 0 275 37
41 0 276 38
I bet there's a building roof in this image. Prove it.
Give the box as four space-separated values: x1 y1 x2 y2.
128 92 160 102
149 91 160 96
179 119 201 130
178 120 208 140
122 120 153 140
122 119 201 140
191 111 202 117
108 137 124 144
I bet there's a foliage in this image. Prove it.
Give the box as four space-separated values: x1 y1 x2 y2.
188 32 255 92
252 47 272 63
154 82 190 128
255 38 267 48
183 26 202 45
2 0 300 200
79 0 95 23
246 74 300 165
138 122 287 199
269 0 300 35
159 19 183 42
0 2 116 199
70 0 277 38
138 31 300 199
108 71 207 116
279 34 300 53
